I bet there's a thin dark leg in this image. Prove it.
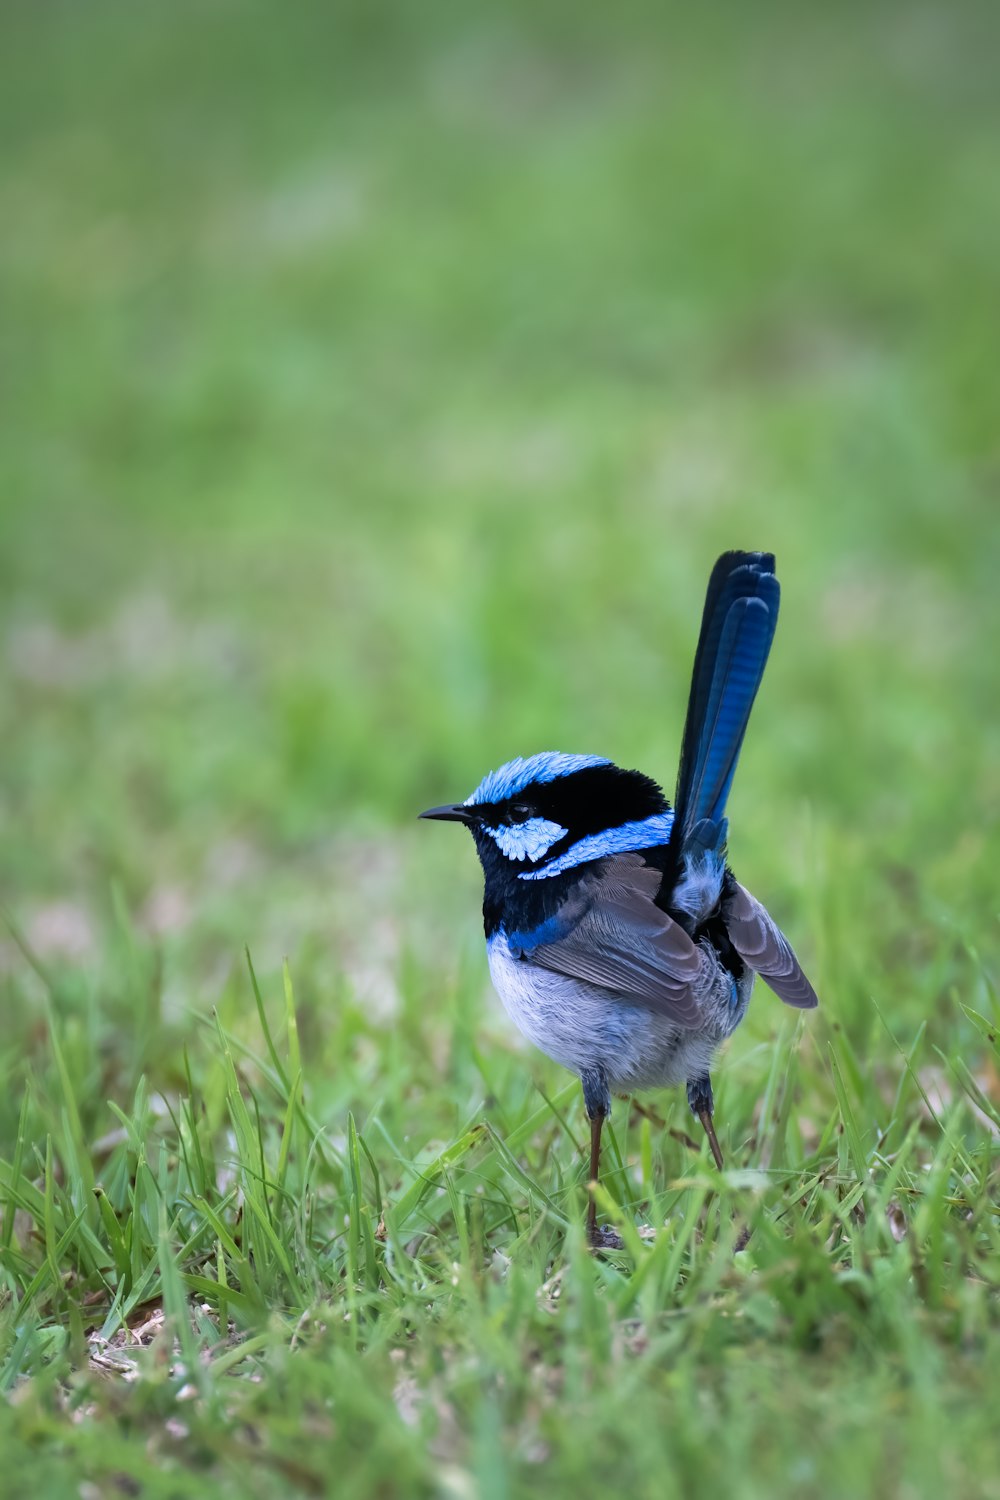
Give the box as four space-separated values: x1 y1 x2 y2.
581 1068 621 1250
688 1073 751 1249
586 1111 603 1240
689 1074 749 1248
699 1110 725 1172
687 1075 724 1171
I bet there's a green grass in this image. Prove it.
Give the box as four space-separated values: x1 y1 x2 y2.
1 1 999 1495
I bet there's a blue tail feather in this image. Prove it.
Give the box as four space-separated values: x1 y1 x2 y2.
674 551 780 851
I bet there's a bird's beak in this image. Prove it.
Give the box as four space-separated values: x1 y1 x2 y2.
418 803 474 823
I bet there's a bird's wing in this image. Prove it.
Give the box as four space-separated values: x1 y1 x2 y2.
724 881 818 1009
511 854 709 1027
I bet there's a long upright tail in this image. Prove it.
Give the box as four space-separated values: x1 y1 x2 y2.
673 551 780 852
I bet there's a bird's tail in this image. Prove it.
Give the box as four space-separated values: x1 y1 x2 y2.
673 551 780 853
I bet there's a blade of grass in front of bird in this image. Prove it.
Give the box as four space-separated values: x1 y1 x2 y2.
914 1101 968 1306
530 1082 584 1154
275 1069 304 1195
177 1272 257 1332
828 1039 869 1181
2 1092 31 1255
181 1194 267 1323
959 1004 999 1049
347 1114 380 1290
214 1010 297 1291
282 960 302 1087
246 946 290 1092
659 1183 711 1300
0 1314 41 1394
20 1204 87 1311
158 1201 204 1398
770 1017 807 1170
752 1013 796 1168
561 1221 614 1366
504 1081 580 1154
180 1046 212 1200
94 1186 130 1288
481 1122 570 1229
874 1002 979 1177
206 1330 273 1379
355 1126 383 1221
387 1124 488 1232
43 1136 60 1295
599 1120 631 1215
220 1023 337 1180
943 1050 1000 1133
0 1148 46 1226
614 1208 680 1315
215 1239 229 1332
44 1004 96 1216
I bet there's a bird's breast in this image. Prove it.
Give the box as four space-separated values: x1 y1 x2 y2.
485 931 732 1092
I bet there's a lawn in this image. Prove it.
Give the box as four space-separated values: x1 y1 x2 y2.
1 2 998 1495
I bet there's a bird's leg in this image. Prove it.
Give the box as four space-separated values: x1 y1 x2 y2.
687 1075 724 1172
686 1074 753 1250
581 1068 621 1250
587 1111 603 1241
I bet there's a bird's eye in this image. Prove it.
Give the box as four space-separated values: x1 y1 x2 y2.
508 804 532 824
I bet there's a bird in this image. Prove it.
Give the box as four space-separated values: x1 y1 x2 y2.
420 550 818 1247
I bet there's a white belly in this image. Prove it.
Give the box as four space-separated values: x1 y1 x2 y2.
486 935 734 1093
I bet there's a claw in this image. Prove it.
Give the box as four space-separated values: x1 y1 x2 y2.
587 1223 625 1253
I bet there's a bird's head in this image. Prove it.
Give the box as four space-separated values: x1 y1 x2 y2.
420 751 673 887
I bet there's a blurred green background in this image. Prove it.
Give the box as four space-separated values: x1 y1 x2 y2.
3 0 997 1004
2 2 999 1494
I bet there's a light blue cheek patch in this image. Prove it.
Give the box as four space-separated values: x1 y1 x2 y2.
519 810 675 879
485 817 569 863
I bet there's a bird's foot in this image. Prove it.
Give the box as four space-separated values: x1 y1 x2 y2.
587 1223 625 1253
733 1222 753 1253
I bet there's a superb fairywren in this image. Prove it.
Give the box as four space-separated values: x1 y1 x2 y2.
421 551 818 1247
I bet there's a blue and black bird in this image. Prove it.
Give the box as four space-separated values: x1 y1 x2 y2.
421 551 818 1246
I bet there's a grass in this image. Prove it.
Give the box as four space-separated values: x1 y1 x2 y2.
1 0 999 1495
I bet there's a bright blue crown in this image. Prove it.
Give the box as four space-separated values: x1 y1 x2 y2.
466 752 611 807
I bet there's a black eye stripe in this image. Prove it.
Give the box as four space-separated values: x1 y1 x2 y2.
517 767 668 835
479 767 667 834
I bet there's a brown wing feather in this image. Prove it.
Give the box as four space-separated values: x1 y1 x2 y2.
523 854 709 1028
725 881 818 1009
